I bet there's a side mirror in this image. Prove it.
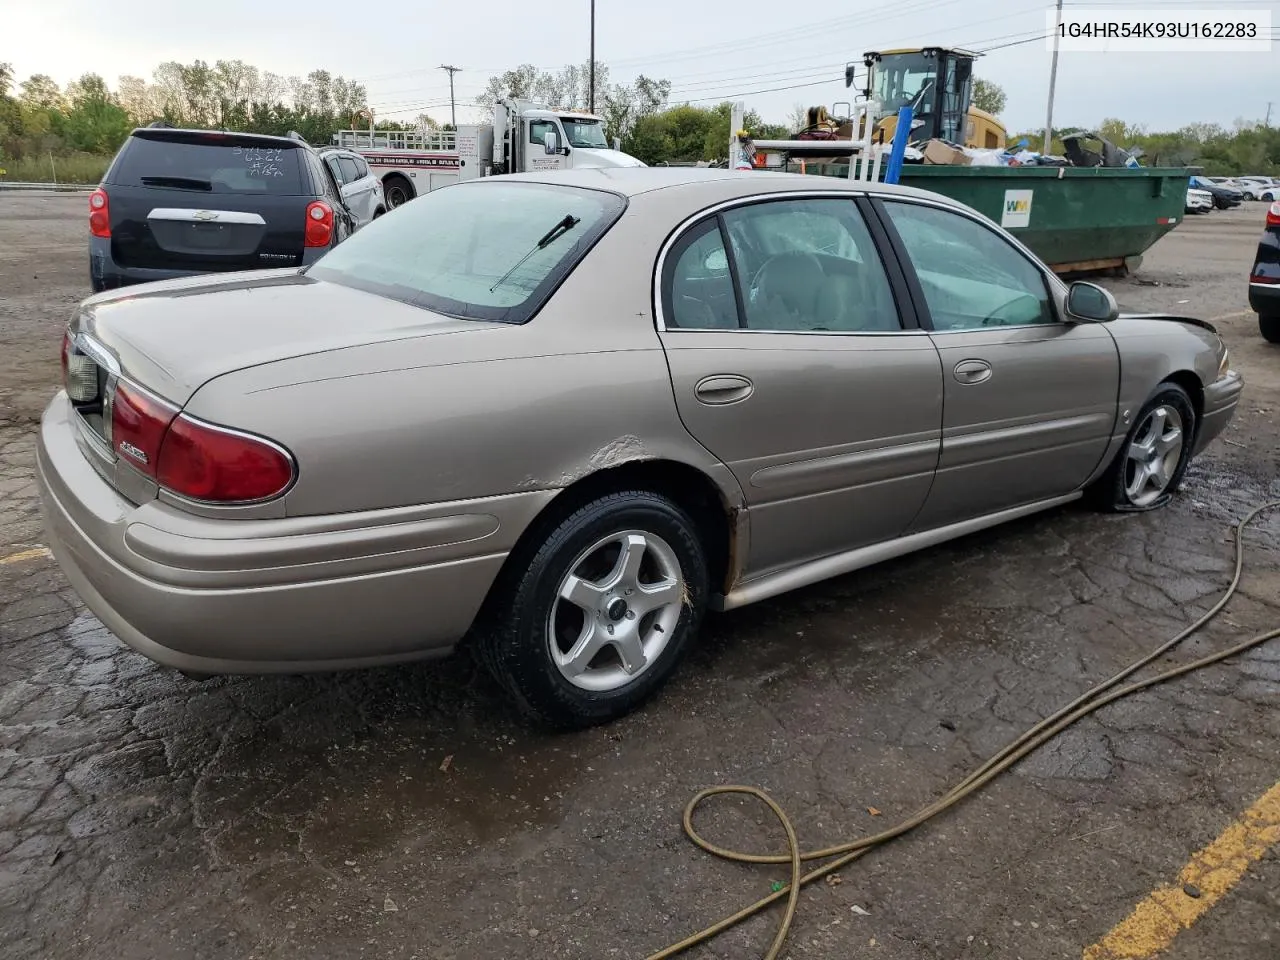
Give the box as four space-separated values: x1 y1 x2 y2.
845 63 857 88
1066 281 1119 323
543 131 559 155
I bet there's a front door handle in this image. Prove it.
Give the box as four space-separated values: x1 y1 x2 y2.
953 359 992 385
694 374 754 405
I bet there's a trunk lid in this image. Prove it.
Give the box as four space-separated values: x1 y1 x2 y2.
76 270 504 404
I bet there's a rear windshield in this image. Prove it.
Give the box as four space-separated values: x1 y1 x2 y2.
306 181 625 323
109 133 306 196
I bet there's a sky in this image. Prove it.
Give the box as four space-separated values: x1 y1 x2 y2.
4 0 1279 135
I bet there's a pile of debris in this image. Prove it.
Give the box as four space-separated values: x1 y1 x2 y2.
915 131 1144 169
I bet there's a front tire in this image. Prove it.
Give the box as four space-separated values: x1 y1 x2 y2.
474 491 708 729
1092 383 1196 512
1260 314 1280 344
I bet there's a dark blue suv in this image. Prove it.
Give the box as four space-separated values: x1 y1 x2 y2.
89 126 355 292
1249 201 1280 343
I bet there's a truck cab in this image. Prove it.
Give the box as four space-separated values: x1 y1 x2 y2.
492 99 644 176
332 99 644 209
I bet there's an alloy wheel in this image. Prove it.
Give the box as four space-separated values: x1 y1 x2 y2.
1124 405 1185 507
548 530 685 692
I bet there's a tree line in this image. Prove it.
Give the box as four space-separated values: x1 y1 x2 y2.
2 57 1276 181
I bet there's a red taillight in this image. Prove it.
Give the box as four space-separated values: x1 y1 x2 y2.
1267 202 1280 227
111 382 179 477
89 188 110 238
157 416 294 503
304 200 334 247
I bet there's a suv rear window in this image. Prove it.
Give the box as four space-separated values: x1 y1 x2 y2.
306 181 625 323
108 132 306 196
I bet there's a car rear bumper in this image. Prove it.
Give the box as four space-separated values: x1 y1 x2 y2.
1248 282 1280 316
37 392 552 674
89 237 320 292
1194 370 1244 455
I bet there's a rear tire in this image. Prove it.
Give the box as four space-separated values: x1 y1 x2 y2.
1260 314 1280 344
383 176 413 209
1091 383 1196 513
473 490 708 730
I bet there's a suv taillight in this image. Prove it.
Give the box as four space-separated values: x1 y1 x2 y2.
89 188 110 238
109 381 294 502
304 200 334 247
157 416 294 503
1267 202 1280 227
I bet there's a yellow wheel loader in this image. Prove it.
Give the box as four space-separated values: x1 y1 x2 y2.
845 46 1007 150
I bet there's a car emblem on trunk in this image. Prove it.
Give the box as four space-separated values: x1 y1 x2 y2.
192 210 219 221
118 441 149 464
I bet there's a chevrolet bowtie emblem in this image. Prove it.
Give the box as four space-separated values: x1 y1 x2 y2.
192 210 219 221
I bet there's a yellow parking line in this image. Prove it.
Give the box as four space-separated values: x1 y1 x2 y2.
1083 780 1280 960
0 547 52 566
1208 310 1250 323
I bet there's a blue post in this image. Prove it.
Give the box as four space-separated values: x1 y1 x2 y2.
883 106 913 184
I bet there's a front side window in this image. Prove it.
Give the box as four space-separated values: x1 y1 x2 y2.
871 53 937 124
529 120 558 146
719 199 900 332
883 201 1056 330
307 182 624 323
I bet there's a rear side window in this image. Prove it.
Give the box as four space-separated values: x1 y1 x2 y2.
108 134 306 196
307 181 625 323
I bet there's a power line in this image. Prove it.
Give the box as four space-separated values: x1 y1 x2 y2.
605 0 975 68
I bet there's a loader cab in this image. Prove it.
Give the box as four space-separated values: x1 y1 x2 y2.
854 46 1003 149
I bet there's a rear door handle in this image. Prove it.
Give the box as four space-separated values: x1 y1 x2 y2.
953 359 992 385
694 374 754 405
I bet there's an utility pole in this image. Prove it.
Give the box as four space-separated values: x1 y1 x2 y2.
439 64 461 129
589 0 596 114
1266 101 1274 127
1043 0 1064 154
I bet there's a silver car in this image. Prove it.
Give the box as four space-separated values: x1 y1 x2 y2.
38 169 1242 728
320 148 386 227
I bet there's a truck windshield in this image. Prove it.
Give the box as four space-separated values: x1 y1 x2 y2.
561 118 610 148
306 181 625 323
871 52 937 119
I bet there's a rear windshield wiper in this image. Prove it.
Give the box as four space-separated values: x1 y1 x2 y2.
489 214 581 293
139 176 213 191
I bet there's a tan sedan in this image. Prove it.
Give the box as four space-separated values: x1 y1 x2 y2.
38 169 1242 727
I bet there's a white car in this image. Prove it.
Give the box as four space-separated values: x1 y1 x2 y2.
1185 188 1214 214
1237 177 1279 202
319 148 387 228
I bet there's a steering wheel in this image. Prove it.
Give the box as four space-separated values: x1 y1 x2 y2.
746 251 823 303
982 293 1042 327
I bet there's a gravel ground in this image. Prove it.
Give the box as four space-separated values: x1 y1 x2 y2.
0 193 1277 960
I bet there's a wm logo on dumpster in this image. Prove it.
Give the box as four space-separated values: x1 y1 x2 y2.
1000 189 1035 228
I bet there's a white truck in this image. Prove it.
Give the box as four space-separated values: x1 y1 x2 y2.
332 98 646 208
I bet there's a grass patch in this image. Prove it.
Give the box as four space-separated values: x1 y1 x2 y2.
0 153 111 184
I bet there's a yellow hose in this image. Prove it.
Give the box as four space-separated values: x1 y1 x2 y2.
647 500 1280 960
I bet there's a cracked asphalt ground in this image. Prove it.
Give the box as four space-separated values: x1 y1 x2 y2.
2 192 1278 960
